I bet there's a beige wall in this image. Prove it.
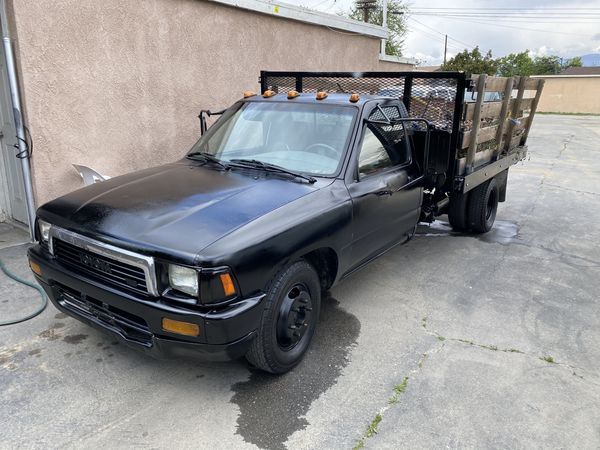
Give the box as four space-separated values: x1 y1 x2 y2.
9 0 412 205
534 76 600 115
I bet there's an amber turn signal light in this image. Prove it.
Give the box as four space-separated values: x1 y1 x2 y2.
287 90 300 99
263 90 276 98
243 91 256 98
219 273 237 297
349 93 360 103
316 91 328 100
29 260 42 276
162 318 200 337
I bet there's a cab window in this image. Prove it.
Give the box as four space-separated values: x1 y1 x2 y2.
358 128 393 177
357 106 410 178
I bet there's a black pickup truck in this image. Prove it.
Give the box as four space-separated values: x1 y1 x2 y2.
28 71 543 373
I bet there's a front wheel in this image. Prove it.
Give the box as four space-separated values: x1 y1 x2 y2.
245 260 321 374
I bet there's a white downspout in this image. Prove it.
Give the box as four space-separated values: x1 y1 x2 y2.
1 1 36 240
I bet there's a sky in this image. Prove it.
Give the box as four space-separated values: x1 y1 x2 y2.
280 0 600 65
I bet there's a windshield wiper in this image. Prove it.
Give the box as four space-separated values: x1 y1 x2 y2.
186 151 229 170
229 159 317 184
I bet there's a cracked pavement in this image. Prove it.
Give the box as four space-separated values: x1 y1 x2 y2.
1 114 599 449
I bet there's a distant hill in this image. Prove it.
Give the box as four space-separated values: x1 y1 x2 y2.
581 54 600 67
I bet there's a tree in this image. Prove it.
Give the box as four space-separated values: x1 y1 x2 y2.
531 55 561 75
495 52 583 76
496 51 534 77
565 56 582 68
441 47 497 75
349 1 407 56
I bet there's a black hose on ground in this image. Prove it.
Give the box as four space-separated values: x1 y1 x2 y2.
0 258 47 326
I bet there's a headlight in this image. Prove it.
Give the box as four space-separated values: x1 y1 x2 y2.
38 219 51 243
168 264 199 297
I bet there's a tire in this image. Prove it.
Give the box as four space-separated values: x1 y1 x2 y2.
467 178 499 233
246 260 321 374
448 192 470 231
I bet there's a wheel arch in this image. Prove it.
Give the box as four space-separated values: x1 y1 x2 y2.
300 247 339 291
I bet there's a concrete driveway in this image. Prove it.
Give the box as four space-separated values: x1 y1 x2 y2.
1 114 599 449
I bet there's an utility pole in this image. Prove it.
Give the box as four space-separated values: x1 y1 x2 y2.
356 0 377 23
443 34 448 65
380 0 388 55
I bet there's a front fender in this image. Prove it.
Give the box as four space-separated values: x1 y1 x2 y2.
197 180 353 296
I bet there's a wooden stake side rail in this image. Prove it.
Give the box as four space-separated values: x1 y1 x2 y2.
461 74 544 173
463 98 534 122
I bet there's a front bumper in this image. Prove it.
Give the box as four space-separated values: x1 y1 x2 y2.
28 245 265 361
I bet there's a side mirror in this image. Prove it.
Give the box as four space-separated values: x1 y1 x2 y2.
198 109 226 135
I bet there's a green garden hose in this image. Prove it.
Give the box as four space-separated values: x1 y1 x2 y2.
0 258 47 326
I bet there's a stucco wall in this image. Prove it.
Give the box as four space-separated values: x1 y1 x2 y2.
533 76 600 114
9 0 412 205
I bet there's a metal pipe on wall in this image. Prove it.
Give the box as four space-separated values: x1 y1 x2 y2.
1 3 36 240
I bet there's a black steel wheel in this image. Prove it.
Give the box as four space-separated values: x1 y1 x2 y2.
246 260 321 374
467 177 499 233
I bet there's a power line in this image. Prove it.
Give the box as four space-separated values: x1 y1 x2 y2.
416 14 594 37
408 11 600 22
410 15 600 25
411 15 600 23
407 16 475 49
309 0 336 9
406 22 465 53
408 7 600 11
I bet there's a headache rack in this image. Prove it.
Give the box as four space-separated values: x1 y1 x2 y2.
260 71 544 194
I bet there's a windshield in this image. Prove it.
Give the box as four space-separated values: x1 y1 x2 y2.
188 102 357 176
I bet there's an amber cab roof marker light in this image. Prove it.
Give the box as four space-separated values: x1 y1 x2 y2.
349 93 360 103
263 90 276 98
243 91 256 98
287 90 300 99
316 91 328 100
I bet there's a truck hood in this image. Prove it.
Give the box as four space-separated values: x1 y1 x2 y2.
38 161 327 263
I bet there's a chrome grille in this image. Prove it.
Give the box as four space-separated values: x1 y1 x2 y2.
48 226 158 296
54 239 148 293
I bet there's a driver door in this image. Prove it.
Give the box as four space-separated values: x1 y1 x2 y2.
346 104 422 269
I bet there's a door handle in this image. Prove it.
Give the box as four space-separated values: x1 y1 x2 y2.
375 189 393 196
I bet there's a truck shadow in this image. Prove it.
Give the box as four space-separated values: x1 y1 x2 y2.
230 294 360 450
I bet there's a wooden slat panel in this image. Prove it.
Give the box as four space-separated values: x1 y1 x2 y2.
461 124 500 148
463 97 533 122
484 76 511 92
519 98 534 111
466 74 487 170
462 115 530 149
510 115 530 135
504 116 530 151
470 75 512 92
508 134 521 149
504 76 526 151
523 78 540 90
494 76 515 156
463 101 503 121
